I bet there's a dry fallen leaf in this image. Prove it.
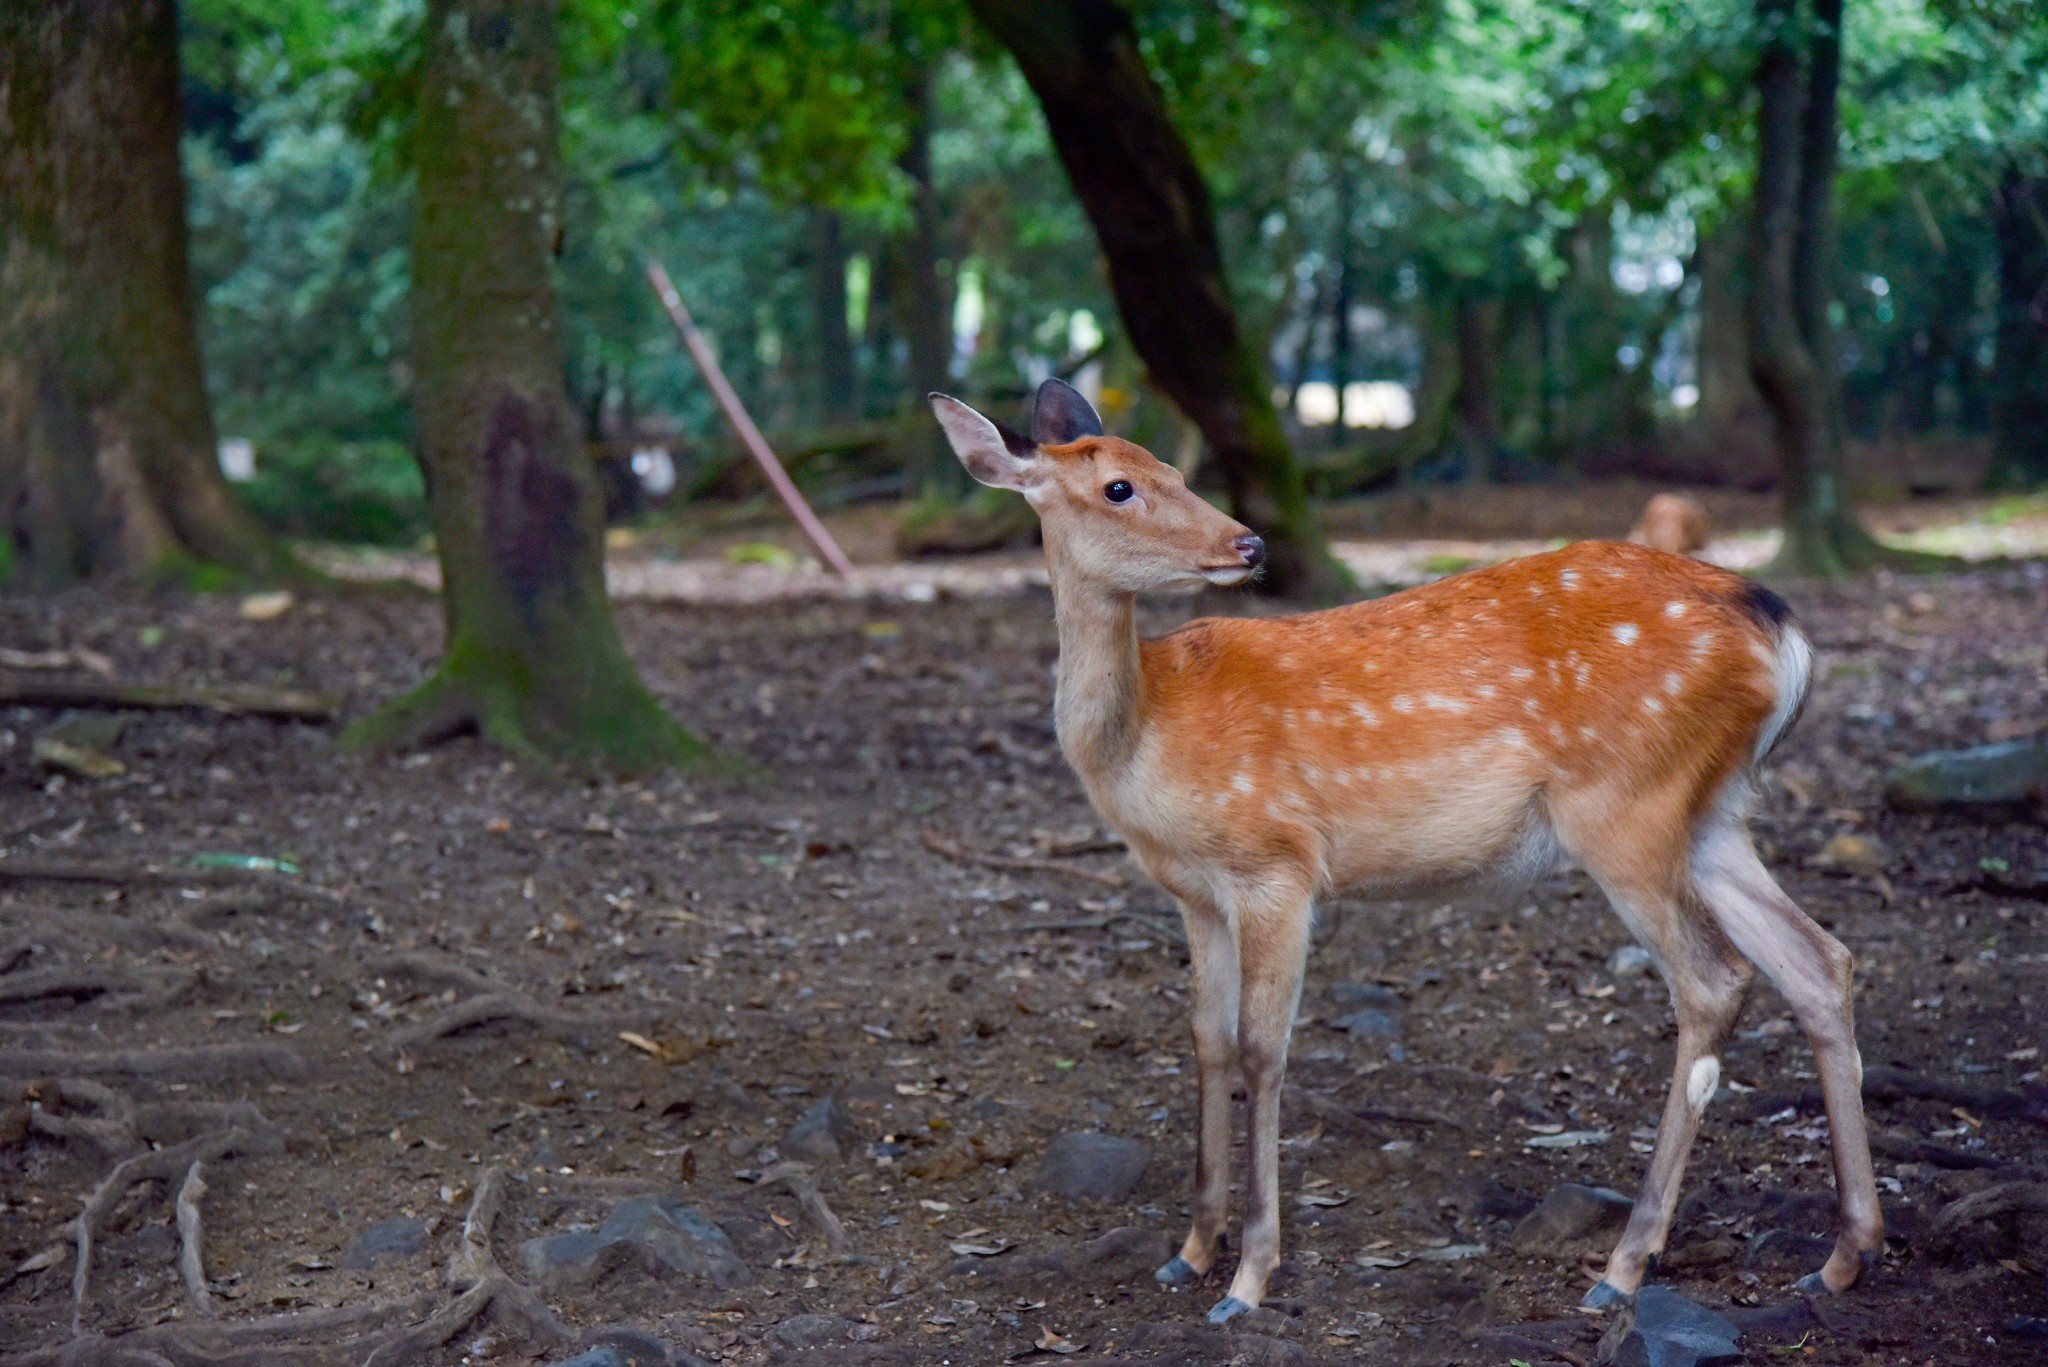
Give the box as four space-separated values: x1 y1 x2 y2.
1035 1325 1083 1355
618 1030 665 1058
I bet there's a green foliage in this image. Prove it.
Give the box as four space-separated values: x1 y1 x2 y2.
238 436 427 546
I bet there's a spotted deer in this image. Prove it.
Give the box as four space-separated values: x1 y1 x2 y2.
929 380 1882 1323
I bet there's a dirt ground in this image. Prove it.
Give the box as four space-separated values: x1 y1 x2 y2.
1 542 2045 1366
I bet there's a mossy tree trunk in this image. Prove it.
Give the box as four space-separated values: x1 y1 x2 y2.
966 0 1350 599
342 0 707 774
1747 0 1896 576
1989 167 2048 489
0 0 289 588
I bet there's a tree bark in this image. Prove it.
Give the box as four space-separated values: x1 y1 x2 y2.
1328 162 1356 450
1747 0 1891 575
1452 294 1502 483
809 210 858 423
1989 168 2048 488
965 0 1348 598
342 0 707 773
896 71 967 501
0 0 288 588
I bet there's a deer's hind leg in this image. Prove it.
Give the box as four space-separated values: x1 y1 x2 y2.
1551 788 1754 1307
1691 815 1883 1293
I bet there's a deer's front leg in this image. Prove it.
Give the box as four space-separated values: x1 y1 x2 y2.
1209 894 1312 1324
1156 900 1238 1288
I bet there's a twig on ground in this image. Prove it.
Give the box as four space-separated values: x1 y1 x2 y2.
22 1078 139 1157
920 830 1125 888
175 1163 213 1317
0 646 115 677
0 676 335 721
382 993 595 1055
753 1160 850 1254
0 1043 305 1083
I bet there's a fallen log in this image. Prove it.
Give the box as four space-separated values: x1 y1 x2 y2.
0 676 336 722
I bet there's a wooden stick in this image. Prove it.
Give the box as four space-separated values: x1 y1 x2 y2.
643 258 855 576
0 676 335 721
920 830 1126 889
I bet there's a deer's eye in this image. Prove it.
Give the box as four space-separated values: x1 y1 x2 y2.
1104 480 1135 504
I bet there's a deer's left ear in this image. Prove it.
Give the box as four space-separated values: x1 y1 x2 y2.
929 394 1042 492
1032 377 1104 445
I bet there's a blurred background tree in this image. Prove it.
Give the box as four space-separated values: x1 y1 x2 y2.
6 0 2040 602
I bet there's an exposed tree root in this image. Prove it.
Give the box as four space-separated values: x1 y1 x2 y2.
1749 1065 2048 1127
753 1160 850 1254
0 1295 440 1367
0 1044 304 1083
0 858 343 904
921 830 1126 888
367 950 502 998
20 1078 139 1157
71 1126 283 1331
0 968 134 1008
359 1165 572 1367
173 1163 212 1316
382 993 596 1055
1923 1181 2048 1261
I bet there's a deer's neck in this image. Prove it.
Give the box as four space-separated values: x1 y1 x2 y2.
1049 570 1147 788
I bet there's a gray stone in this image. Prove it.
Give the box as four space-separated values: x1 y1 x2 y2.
1511 1184 1634 1252
1607 945 1655 980
772 1314 856 1349
1030 1132 1150 1202
783 1096 859 1164
1885 737 2048 811
1329 983 1403 1010
338 1216 427 1269
583 1327 673 1366
1072 1225 1174 1279
520 1195 749 1290
1596 1285 1740 1367
1330 1008 1402 1039
545 1353 626 1367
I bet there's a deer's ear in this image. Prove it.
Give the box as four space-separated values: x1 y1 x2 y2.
1032 377 1103 446
929 394 1041 492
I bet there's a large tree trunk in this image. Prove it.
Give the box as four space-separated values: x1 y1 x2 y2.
896 72 966 501
965 0 1348 598
1989 168 2048 488
1328 162 1356 450
1452 294 1502 483
342 0 705 773
0 0 287 588
809 209 859 423
1747 0 1889 575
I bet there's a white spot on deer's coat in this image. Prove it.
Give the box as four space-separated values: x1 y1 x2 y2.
1687 1055 1720 1111
1664 671 1683 694
1522 698 1539 715
1560 568 1580 589
1643 695 1663 713
1575 663 1591 687
1508 666 1535 682
1665 600 1688 618
1476 683 1496 699
1423 693 1468 712
1613 622 1640 646
1391 695 1414 713
1350 702 1380 726
1231 771 1253 794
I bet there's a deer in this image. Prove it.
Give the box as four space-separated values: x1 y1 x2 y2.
928 379 1882 1324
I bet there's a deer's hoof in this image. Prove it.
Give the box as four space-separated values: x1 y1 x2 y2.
1155 1256 1201 1287
1793 1272 1831 1294
1579 1280 1630 1310
1205 1296 1252 1325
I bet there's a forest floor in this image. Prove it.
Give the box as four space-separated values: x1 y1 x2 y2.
1 502 2046 1366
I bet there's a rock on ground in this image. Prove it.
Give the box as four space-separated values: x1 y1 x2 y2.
520 1194 750 1291
336 1215 427 1269
1512 1184 1635 1252
1029 1131 1151 1202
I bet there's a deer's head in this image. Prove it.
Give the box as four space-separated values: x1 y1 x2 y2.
929 380 1262 595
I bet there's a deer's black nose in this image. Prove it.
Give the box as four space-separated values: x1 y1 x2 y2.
1233 535 1266 568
